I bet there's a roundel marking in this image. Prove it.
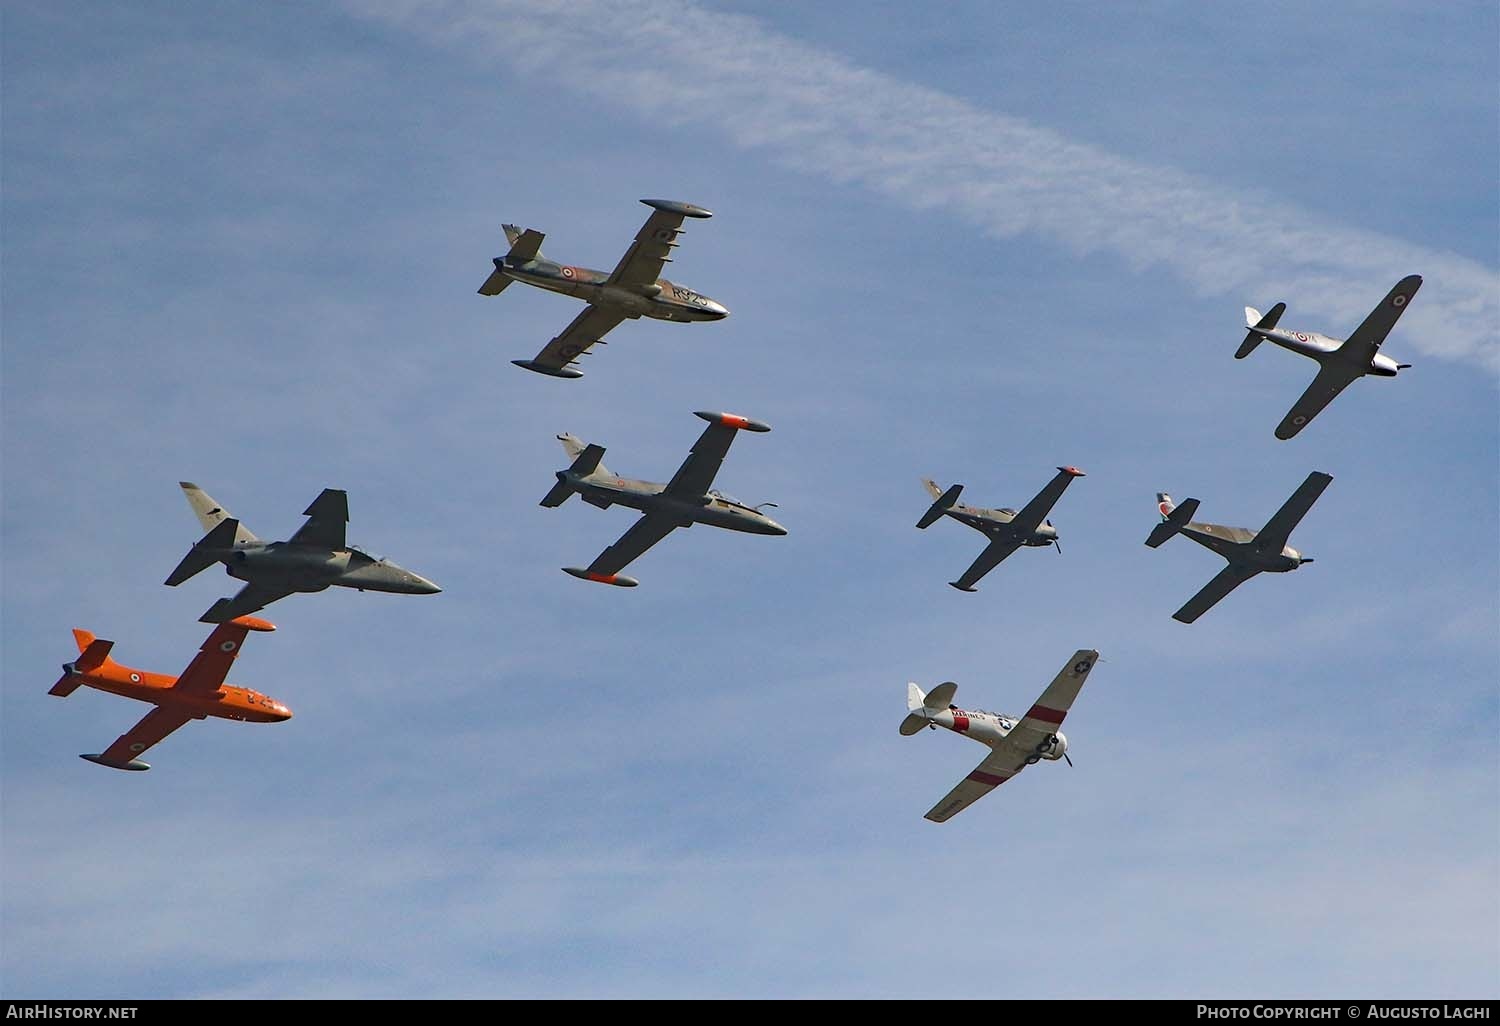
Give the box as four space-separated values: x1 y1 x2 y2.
560 344 581 358
129 672 141 683
653 228 675 241
1073 660 1092 674
219 640 238 653
1295 332 1309 342
1158 501 1172 517
1392 294 1407 307
129 742 146 752
1292 415 1307 426
561 266 576 279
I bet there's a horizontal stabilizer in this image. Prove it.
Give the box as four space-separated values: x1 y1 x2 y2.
917 483 962 529
899 711 929 736
513 359 584 379
562 567 639 587
923 681 958 710
478 265 512 296
74 638 115 672
80 754 150 771
569 444 607 479
539 478 574 508
165 518 239 586
1145 497 1199 547
1237 302 1284 358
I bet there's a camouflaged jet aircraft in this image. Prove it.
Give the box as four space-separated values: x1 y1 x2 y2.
49 615 288 771
1146 472 1332 624
165 483 441 623
479 199 729 379
902 649 1100 822
917 466 1085 591
1238 275 1420 439
542 412 785 587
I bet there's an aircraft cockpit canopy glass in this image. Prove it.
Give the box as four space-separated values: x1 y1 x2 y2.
709 490 746 509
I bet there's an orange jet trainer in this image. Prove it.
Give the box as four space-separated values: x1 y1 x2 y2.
48 616 290 771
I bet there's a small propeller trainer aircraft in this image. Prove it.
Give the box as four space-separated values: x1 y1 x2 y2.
902 649 1099 822
542 411 785 587
1237 275 1420 439
165 483 441 623
1146 471 1333 623
49 616 289 771
916 466 1085 591
479 199 729 379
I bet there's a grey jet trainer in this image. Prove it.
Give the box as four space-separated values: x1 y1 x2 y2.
479 199 729 379
1237 275 1420 439
1146 471 1333 624
165 483 441 623
542 412 785 587
917 466 1086 591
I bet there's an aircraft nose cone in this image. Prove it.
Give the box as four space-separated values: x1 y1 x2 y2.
410 574 442 594
705 300 729 319
762 518 787 536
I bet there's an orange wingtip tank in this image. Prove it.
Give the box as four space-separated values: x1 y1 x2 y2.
1059 466 1086 477
227 616 276 632
562 568 640 587
694 411 771 433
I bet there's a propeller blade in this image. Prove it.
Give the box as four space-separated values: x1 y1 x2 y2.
1053 539 1062 555
1063 752 1073 767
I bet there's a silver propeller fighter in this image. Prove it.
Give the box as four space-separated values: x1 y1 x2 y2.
1145 472 1332 623
479 199 729 379
165 483 441 623
1238 275 1420 439
542 412 785 587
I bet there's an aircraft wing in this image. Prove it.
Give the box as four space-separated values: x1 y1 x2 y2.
924 747 1024 822
607 207 693 288
1007 466 1085 535
665 421 741 498
1274 363 1362 440
200 583 296 624
1340 274 1422 362
525 305 628 376
288 489 349 549
1173 564 1260 624
1253 471 1333 554
586 514 680 577
171 621 259 694
1004 649 1099 749
950 536 1025 591
92 706 195 769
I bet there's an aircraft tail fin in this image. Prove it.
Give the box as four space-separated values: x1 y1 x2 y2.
900 682 930 735
542 438 610 507
179 483 257 544
51 633 116 696
165 517 240 586
1237 302 1286 359
1146 495 1200 548
557 434 612 479
916 481 962 529
480 225 547 295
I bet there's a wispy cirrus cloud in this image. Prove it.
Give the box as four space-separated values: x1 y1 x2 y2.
355 0 1498 370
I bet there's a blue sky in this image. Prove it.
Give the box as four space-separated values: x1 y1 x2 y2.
3 0 1496 998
